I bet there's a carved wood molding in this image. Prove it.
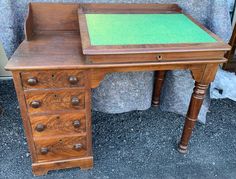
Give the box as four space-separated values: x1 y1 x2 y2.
192 82 208 100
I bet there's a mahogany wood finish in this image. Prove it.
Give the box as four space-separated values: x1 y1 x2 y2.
178 63 219 153
25 89 85 113
21 70 85 89
24 3 34 40
87 51 224 64
78 4 228 56
152 71 166 106
79 3 182 14
30 3 80 32
32 156 93 176
30 112 86 137
5 3 230 176
35 135 88 162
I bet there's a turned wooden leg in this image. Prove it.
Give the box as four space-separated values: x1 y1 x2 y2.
178 82 209 154
152 71 166 106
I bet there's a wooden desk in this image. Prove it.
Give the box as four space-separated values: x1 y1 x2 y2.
5 3 230 176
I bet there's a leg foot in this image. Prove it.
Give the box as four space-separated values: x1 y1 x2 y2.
32 168 48 176
152 71 166 107
152 100 160 106
177 143 188 154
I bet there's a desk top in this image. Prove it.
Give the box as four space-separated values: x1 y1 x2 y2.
86 14 216 46
5 3 230 71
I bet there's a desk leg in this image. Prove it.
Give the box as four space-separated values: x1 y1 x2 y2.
152 71 166 106
178 82 208 153
178 63 218 153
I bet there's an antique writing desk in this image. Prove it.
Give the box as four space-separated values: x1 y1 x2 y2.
5 3 230 176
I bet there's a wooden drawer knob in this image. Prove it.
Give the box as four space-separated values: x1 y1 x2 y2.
68 76 78 85
35 124 46 132
73 120 81 128
71 97 80 106
74 143 83 150
30 100 41 108
40 147 49 155
27 77 38 86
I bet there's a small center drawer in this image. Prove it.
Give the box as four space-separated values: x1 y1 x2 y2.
21 70 86 89
30 113 86 137
88 51 224 64
25 89 85 113
34 136 87 162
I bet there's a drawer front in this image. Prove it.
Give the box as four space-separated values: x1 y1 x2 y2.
25 89 85 113
35 136 87 162
21 70 86 89
31 113 86 138
88 51 224 64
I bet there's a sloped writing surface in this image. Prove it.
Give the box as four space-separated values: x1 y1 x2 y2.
86 14 217 46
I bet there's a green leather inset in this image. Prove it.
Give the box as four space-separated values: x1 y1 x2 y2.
86 14 217 46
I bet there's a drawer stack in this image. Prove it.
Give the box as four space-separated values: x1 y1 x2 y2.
18 70 92 174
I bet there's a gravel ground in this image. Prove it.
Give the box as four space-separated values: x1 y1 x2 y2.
0 79 236 179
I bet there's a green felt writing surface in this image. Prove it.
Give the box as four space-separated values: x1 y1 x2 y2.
85 14 217 46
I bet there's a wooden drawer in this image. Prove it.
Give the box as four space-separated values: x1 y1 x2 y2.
34 135 87 162
88 51 224 64
21 70 86 89
25 89 85 113
30 113 86 138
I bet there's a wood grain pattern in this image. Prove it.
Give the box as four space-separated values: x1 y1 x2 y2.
89 61 226 89
11 72 38 162
178 63 219 153
81 43 230 56
34 135 87 162
5 2 231 176
25 89 85 114
79 3 182 14
152 71 166 106
30 112 86 138
5 32 86 71
32 156 93 176
31 3 80 32
87 51 224 64
84 72 93 159
25 3 34 40
21 70 85 89
178 82 209 153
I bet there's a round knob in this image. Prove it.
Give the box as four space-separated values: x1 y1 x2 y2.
35 124 46 132
40 147 49 155
74 143 83 150
68 76 78 85
30 100 41 108
27 77 38 86
71 97 80 106
73 120 81 128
